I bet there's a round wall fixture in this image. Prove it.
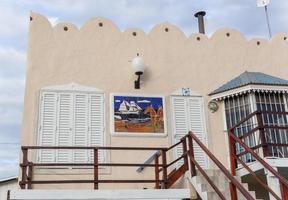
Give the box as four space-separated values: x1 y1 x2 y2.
208 100 218 113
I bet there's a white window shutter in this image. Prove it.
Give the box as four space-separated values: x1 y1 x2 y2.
73 93 89 163
38 92 57 163
187 97 208 169
38 88 105 165
89 94 105 163
56 93 73 163
171 97 189 167
171 96 208 169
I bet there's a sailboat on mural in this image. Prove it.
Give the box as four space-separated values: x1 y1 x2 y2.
115 100 150 123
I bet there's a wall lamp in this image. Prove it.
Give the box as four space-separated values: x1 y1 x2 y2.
132 56 146 89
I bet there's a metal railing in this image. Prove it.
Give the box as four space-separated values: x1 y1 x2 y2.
20 132 257 200
229 110 288 200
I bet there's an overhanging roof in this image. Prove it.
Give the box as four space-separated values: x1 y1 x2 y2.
0 176 17 184
209 71 288 96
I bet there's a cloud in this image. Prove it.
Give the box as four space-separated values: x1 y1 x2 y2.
0 144 19 178
0 46 26 78
137 100 151 103
48 17 59 26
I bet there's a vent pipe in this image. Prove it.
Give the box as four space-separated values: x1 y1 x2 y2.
194 11 206 34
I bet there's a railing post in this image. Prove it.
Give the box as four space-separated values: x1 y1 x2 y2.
154 153 160 189
27 162 33 189
161 149 167 189
228 130 238 200
280 181 288 200
181 138 188 171
188 134 196 176
20 147 28 189
256 111 269 157
94 148 98 190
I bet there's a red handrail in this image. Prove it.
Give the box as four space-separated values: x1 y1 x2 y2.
188 131 254 200
229 110 288 200
19 131 257 200
229 132 288 200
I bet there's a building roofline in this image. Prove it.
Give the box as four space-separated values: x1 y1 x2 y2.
0 176 18 184
209 71 288 96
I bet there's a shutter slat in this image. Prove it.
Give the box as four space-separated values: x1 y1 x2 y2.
171 97 189 167
89 94 105 163
73 94 89 163
188 97 208 169
57 93 73 163
38 92 57 163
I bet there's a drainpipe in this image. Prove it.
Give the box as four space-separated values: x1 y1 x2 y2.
194 11 206 34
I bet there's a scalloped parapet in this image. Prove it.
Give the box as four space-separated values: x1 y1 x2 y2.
26 12 288 91
29 12 288 42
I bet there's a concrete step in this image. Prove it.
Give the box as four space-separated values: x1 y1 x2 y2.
188 169 264 200
205 190 263 200
9 189 191 200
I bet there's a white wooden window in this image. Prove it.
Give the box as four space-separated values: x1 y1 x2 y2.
171 96 208 169
37 85 105 164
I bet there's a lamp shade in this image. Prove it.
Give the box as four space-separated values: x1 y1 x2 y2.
132 56 145 73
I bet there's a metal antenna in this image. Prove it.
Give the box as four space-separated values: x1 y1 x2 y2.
264 5 272 38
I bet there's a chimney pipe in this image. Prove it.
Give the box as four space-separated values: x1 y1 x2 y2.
194 11 206 34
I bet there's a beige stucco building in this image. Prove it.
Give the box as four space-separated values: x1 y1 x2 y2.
10 12 288 200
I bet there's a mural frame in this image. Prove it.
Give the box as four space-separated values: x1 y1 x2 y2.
110 93 167 137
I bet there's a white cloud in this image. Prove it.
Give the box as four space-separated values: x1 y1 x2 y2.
48 17 59 26
0 46 26 78
0 107 22 126
0 5 27 39
0 46 26 66
0 144 19 178
137 100 151 103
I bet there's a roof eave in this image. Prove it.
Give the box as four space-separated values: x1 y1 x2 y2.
209 84 288 101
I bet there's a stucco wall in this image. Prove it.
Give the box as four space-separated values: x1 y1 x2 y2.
20 12 288 189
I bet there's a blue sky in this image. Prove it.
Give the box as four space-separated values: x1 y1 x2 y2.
1 0 288 179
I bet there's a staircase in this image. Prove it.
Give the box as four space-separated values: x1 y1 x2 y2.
188 169 263 200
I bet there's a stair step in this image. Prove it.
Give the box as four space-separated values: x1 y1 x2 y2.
196 169 222 177
9 189 191 200
188 169 264 200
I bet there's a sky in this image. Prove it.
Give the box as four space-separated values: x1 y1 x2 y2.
0 0 288 179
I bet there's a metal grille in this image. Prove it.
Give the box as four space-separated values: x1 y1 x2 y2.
255 92 288 158
224 94 258 163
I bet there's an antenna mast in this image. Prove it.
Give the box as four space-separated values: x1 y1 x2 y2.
264 5 272 38
257 0 272 38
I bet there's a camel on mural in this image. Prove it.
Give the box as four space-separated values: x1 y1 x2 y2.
144 105 157 129
157 106 164 124
144 105 164 131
